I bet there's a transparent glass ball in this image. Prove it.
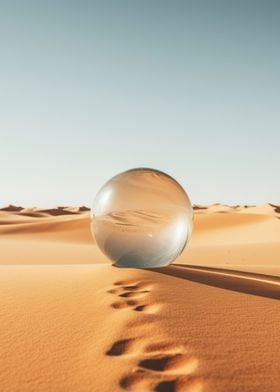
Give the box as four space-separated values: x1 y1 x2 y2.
91 168 193 268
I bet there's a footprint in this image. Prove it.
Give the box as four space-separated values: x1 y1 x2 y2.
155 378 203 392
108 280 157 314
111 300 138 309
134 305 147 312
138 353 198 375
134 304 161 314
119 290 150 299
106 339 137 356
120 369 158 391
120 370 203 392
123 285 141 291
114 280 153 290
108 287 149 295
107 337 202 391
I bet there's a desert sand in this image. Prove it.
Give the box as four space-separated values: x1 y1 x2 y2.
0 204 279 392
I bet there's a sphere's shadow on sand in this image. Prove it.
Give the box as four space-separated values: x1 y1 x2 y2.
147 264 280 300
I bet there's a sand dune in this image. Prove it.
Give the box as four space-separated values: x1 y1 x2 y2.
0 204 279 391
269 203 280 214
0 208 102 265
0 205 23 212
177 204 280 276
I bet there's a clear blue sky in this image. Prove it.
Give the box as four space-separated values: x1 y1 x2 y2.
1 0 279 207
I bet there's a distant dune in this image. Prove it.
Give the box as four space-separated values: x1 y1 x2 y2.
0 204 279 391
0 204 23 212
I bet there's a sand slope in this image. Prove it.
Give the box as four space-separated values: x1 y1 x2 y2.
0 208 106 265
0 205 279 392
178 204 280 276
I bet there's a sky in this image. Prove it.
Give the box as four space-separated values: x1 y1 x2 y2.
0 0 279 207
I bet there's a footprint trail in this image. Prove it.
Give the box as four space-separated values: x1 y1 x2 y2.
106 279 204 391
108 279 158 314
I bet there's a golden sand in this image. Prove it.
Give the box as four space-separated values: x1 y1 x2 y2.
0 204 279 391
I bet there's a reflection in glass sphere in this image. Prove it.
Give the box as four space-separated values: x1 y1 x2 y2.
91 168 193 268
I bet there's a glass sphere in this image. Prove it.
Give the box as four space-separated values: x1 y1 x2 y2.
91 168 193 268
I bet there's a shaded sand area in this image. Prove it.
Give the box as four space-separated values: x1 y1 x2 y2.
0 204 279 391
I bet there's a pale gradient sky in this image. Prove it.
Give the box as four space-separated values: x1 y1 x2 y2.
1 1 279 207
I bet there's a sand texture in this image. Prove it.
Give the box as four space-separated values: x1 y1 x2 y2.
0 204 279 392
